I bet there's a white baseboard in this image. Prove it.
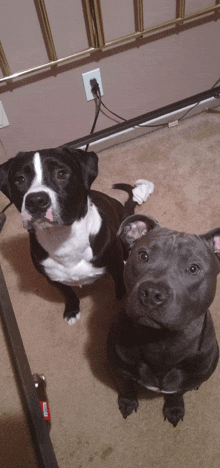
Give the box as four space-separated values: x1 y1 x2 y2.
80 96 220 153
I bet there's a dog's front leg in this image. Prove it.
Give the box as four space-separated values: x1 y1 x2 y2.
163 393 185 427
51 281 80 325
118 378 139 419
110 372 139 418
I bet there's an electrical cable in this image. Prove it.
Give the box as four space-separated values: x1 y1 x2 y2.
178 101 200 122
100 100 127 122
211 77 220 89
100 97 166 128
1 201 12 213
0 202 12 232
85 84 102 151
177 77 220 122
94 74 220 129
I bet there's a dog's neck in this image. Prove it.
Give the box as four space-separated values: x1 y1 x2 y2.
134 312 208 350
133 312 209 372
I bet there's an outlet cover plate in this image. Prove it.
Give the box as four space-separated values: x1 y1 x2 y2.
82 68 103 101
0 101 9 128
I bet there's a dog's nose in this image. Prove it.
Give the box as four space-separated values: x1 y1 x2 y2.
25 191 51 215
139 281 168 306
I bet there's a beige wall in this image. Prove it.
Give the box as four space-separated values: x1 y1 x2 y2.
0 2 220 163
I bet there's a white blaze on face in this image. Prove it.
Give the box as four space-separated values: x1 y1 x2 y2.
30 152 55 222
33 152 43 187
21 152 59 227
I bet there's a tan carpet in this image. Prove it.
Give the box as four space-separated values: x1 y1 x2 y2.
1 109 220 468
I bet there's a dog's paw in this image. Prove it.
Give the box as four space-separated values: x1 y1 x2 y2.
118 396 139 419
64 311 81 325
163 395 185 427
163 406 185 427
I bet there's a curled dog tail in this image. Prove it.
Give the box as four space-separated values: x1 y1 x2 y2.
113 179 154 219
112 183 136 218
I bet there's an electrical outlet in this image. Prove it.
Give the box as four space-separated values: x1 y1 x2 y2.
0 101 9 128
82 68 103 101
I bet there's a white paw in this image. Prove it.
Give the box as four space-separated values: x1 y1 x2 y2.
132 179 154 205
65 311 81 325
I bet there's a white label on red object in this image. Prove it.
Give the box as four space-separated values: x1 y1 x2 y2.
40 401 51 420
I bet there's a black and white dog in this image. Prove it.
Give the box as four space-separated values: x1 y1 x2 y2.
0 146 153 324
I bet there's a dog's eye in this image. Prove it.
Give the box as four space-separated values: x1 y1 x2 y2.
188 264 200 275
14 175 25 185
138 250 148 262
57 169 69 180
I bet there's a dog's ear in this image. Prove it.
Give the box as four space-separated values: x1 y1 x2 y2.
0 157 14 200
118 214 159 251
65 148 98 190
200 227 220 265
75 149 98 189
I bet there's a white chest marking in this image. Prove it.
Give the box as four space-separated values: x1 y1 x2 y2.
37 200 106 287
143 385 177 394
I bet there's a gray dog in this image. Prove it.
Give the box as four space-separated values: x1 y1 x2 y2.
107 214 220 427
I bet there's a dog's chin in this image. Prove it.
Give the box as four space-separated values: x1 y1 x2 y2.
132 312 182 331
32 218 57 230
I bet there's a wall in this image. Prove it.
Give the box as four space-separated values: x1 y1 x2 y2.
0 1 220 162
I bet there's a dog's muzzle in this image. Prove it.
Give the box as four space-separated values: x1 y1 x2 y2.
22 191 54 229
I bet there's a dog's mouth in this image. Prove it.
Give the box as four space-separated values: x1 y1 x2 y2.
21 208 58 230
134 314 163 329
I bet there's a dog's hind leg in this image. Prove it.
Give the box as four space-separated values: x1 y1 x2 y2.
163 393 185 427
107 330 139 418
50 281 81 325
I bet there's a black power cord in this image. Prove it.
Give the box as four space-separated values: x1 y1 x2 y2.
91 75 220 129
100 96 166 129
177 77 220 123
85 79 102 151
0 202 12 232
89 80 166 128
178 78 220 122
